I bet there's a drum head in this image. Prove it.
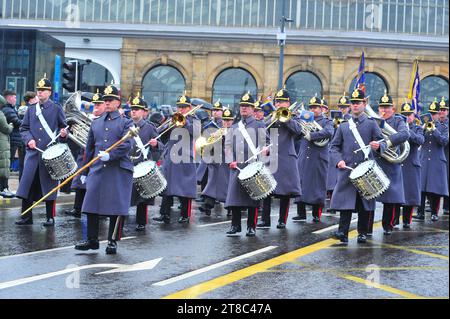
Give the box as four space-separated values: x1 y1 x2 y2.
42 144 68 160
238 161 263 180
133 161 156 178
350 160 374 179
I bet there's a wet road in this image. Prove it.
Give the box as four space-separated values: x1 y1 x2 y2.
0 198 448 299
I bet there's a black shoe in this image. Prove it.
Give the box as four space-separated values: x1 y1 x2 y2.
412 213 425 221
384 230 392 235
74 239 99 251
0 188 15 198
246 227 256 237
15 217 33 225
65 209 81 218
431 214 439 222
366 233 373 237
357 234 367 243
42 218 55 227
312 216 320 223
332 231 348 243
153 215 170 224
226 210 232 217
256 221 271 229
195 197 204 203
276 222 286 229
200 207 211 216
135 224 146 231
105 240 117 254
403 223 411 229
226 225 241 236
327 209 336 214
425 207 432 212
178 217 190 224
292 215 306 222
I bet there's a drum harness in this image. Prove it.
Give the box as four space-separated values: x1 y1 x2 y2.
348 118 370 163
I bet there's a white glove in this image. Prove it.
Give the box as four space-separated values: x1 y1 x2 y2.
80 175 87 184
303 130 311 141
98 151 110 162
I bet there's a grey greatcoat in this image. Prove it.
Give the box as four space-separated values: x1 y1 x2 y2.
81 111 134 216
225 115 268 208
329 114 385 211
295 115 334 205
401 123 425 206
161 115 197 199
420 120 449 196
375 115 410 204
17 100 67 201
130 119 163 206
266 118 302 197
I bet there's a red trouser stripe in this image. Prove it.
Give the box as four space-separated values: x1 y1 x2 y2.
254 208 259 226
390 205 396 228
318 205 322 219
436 198 441 215
284 199 290 223
52 201 56 218
187 199 192 218
409 207 414 224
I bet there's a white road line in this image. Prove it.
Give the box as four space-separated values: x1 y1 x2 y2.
313 219 358 234
152 246 278 286
196 214 279 228
0 237 137 261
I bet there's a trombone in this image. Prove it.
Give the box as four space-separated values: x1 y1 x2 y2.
266 102 298 129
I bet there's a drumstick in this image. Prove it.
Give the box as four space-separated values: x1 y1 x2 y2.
34 147 45 153
244 144 273 164
353 139 385 154
344 166 354 171
47 125 70 147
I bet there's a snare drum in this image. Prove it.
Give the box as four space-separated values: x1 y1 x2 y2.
133 161 167 199
42 143 78 181
238 161 277 200
349 160 390 200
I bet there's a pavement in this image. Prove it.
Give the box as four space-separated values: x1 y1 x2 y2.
0 192 448 299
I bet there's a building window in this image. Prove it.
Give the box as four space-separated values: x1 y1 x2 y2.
285 71 323 106
420 75 449 112
212 67 258 111
141 65 186 109
349 72 388 111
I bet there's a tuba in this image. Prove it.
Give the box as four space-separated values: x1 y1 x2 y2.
364 104 410 164
296 104 329 147
64 91 92 148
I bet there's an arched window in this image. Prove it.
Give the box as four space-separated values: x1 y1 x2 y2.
212 68 257 110
420 76 449 112
64 58 114 95
141 65 186 108
349 72 388 111
285 71 323 106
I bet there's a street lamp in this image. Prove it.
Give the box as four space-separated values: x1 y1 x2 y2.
278 0 294 89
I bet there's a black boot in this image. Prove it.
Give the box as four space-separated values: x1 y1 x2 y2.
105 240 117 254
412 212 425 221
246 227 256 237
42 218 55 227
15 216 33 225
65 209 81 218
178 216 190 224
226 225 241 236
74 239 99 251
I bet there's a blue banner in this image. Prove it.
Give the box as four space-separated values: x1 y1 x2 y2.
53 55 61 102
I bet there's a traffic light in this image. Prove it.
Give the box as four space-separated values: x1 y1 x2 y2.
62 60 80 92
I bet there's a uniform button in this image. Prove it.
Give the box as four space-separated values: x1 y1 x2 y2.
354 141 357 144
104 139 107 142
428 158 430 161
38 138 41 141
103 164 106 167
429 150 431 152
306 156 310 159
39 128 43 131
105 128 109 131
354 163 357 165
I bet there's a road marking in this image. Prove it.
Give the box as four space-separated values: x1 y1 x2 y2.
96 258 163 275
324 245 449 249
312 218 358 234
196 214 278 228
263 265 448 272
367 241 449 261
163 222 383 299
0 237 137 261
153 246 277 286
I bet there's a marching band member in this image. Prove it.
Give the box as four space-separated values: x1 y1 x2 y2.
393 101 424 229
65 90 106 218
414 99 449 221
16 75 68 226
75 85 134 254
438 97 449 215
295 96 333 223
153 93 197 224
200 108 235 216
374 92 410 235
258 88 302 229
225 92 269 237
330 88 385 243
325 95 352 214
129 94 163 231
254 98 265 122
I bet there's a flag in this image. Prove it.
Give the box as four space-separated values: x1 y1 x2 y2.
354 51 366 93
408 59 421 113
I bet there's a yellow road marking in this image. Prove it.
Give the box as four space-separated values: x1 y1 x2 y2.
163 222 382 299
263 266 448 272
368 241 449 261
324 245 449 249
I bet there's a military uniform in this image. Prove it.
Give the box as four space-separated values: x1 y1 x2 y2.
416 99 449 221
75 85 134 254
259 89 302 229
225 93 268 237
439 97 449 215
374 93 410 233
393 102 425 228
296 97 334 222
129 95 163 230
16 76 67 226
329 88 385 243
157 93 198 224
